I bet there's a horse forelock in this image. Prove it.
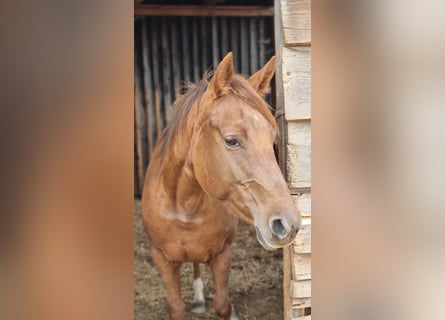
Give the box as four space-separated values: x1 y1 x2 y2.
230 75 279 134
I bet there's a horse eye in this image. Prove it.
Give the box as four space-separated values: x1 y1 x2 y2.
224 137 241 148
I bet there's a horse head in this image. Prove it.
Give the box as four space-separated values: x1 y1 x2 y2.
190 52 301 250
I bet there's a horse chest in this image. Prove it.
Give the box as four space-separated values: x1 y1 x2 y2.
150 214 237 263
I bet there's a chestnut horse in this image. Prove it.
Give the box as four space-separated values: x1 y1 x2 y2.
142 52 301 320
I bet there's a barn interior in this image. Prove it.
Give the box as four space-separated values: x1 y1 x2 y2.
134 0 276 196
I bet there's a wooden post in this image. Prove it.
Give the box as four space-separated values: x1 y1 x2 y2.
275 0 312 319
141 19 155 159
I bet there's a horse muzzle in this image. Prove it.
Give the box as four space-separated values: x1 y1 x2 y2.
254 213 301 251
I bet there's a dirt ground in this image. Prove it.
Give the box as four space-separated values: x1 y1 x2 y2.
134 200 284 320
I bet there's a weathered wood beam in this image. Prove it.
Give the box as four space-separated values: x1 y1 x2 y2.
134 5 274 17
281 0 311 45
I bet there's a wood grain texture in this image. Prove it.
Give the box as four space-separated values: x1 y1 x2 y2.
293 222 311 254
135 32 148 192
292 192 311 217
292 279 311 298
281 0 311 45
283 244 293 320
141 19 155 158
274 1 288 176
287 120 311 189
292 312 311 320
277 1 312 316
292 253 311 280
291 297 311 309
282 46 311 121
135 5 274 17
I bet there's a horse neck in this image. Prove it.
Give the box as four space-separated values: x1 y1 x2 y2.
161 120 206 214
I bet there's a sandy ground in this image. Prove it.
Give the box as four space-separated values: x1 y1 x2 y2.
134 200 284 320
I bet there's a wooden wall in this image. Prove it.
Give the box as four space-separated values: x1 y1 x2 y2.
274 0 311 319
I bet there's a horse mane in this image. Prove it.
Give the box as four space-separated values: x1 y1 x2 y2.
158 72 278 160
158 76 209 159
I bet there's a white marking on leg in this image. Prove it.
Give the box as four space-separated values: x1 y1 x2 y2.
192 278 205 304
191 277 206 313
230 304 239 320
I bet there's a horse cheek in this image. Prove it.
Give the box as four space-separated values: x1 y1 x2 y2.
193 133 229 200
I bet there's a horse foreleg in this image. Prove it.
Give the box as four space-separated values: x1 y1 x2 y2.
191 262 206 313
209 246 239 320
151 247 185 320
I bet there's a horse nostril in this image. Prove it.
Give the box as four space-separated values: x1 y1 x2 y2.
270 217 290 239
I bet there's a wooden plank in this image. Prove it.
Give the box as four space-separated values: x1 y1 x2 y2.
171 18 181 99
281 0 311 45
292 253 311 280
230 18 240 72
134 80 146 194
161 18 173 125
135 26 148 189
134 143 140 197
283 244 293 320
276 5 292 318
259 18 266 67
240 18 249 75
211 17 219 69
291 297 311 309
141 19 155 159
292 193 311 217
180 17 191 83
150 18 163 143
274 0 287 176
287 120 311 189
249 18 258 74
221 17 229 58
201 18 210 72
135 5 274 17
292 279 311 298
293 222 311 254
291 302 311 319
291 307 305 319
292 310 311 320
192 17 200 82
282 46 311 120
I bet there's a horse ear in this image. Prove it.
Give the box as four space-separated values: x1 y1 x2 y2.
208 52 234 98
248 56 276 94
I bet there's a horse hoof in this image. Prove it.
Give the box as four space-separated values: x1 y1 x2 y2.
191 302 206 314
